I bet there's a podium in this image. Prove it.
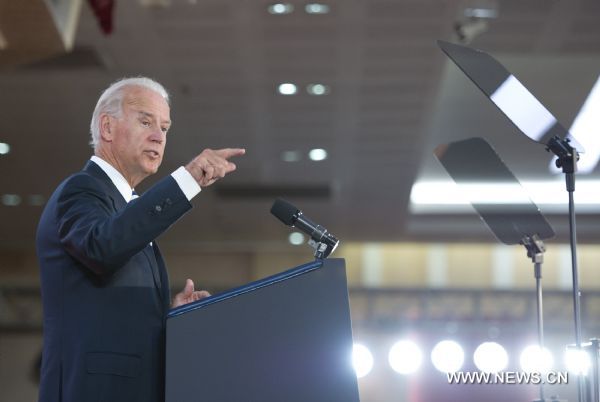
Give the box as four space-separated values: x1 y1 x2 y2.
165 258 360 402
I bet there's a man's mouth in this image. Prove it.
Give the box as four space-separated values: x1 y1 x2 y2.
145 150 161 159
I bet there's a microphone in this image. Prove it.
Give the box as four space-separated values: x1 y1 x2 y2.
270 198 339 259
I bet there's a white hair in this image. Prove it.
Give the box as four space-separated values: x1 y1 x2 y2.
89 77 170 149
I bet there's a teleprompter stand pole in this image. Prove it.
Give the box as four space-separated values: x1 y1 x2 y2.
522 234 547 402
589 339 599 402
546 135 585 402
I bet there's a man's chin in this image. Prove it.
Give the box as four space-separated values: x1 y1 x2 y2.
144 162 161 175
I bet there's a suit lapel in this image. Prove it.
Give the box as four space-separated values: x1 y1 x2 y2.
83 160 166 302
83 161 127 211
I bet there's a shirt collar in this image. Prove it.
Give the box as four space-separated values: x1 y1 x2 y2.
90 155 135 202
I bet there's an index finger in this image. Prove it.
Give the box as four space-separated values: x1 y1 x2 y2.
214 148 246 160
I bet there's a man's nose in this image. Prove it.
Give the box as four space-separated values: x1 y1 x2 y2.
149 129 165 144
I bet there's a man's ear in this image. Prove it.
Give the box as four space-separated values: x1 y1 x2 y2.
99 114 114 142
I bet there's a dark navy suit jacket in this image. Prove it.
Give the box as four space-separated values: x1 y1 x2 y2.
36 161 192 402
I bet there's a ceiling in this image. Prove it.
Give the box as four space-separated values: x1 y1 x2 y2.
1 0 600 251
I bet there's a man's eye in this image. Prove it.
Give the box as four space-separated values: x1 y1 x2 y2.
142 121 151 127
162 127 169 133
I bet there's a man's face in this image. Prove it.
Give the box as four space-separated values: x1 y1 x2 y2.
110 86 171 183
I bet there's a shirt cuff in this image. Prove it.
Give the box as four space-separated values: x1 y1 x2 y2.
171 166 201 201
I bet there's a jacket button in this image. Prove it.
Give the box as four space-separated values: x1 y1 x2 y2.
155 205 162 212
165 198 172 205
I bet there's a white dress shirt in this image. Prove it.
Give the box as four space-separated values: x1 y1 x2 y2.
90 155 201 203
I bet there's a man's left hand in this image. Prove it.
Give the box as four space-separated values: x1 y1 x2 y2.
172 279 211 308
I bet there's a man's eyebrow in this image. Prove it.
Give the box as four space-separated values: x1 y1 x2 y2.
137 111 171 126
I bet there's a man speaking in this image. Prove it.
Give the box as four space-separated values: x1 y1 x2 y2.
36 77 245 402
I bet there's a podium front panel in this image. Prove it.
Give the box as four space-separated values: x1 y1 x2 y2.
165 258 359 402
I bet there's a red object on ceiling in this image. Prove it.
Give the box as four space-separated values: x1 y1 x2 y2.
87 0 115 34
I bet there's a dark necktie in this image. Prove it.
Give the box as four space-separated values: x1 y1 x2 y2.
130 190 161 289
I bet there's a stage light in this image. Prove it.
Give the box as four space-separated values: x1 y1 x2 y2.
0 142 10 155
268 3 293 14
277 83 297 95
389 340 422 374
305 3 330 14
565 348 591 375
281 150 301 162
463 7 498 19
352 343 374 378
474 342 508 373
431 340 464 373
1 194 21 206
308 148 327 161
520 345 553 373
288 232 304 245
307 84 329 96
28 195 46 206
410 179 600 213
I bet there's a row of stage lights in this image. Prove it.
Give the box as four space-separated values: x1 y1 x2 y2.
268 3 330 15
351 340 592 378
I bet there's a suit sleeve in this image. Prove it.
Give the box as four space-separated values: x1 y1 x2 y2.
56 174 192 275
